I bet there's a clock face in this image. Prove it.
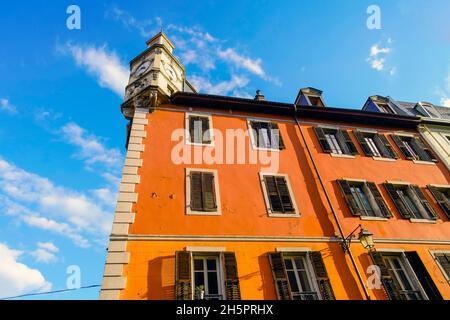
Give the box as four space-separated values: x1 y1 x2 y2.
134 61 151 77
164 64 178 81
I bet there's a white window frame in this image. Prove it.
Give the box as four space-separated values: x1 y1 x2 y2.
185 112 214 147
283 253 322 300
429 250 450 284
185 168 221 216
259 172 300 217
305 95 326 107
247 119 282 152
191 253 225 300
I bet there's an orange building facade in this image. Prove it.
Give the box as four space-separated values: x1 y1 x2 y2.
100 33 450 300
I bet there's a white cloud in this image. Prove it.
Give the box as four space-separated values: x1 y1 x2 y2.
37 242 59 253
189 75 249 96
437 61 450 107
441 98 450 107
30 242 59 264
217 48 265 77
60 122 123 172
0 98 17 114
367 41 395 74
61 43 129 97
107 6 160 38
0 243 51 298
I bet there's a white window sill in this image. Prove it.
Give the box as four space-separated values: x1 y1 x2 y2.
185 141 214 147
409 218 436 224
360 216 389 221
330 153 355 159
186 211 222 216
268 213 300 218
412 160 436 165
372 157 396 162
251 145 282 152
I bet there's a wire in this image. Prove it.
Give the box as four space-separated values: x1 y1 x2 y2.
0 284 101 300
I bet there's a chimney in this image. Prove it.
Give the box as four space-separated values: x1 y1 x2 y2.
254 90 265 101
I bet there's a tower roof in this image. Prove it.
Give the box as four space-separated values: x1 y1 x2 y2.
146 31 175 52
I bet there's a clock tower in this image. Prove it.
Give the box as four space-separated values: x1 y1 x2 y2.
121 31 196 120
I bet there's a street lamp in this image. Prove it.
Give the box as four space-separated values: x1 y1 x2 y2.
341 224 374 253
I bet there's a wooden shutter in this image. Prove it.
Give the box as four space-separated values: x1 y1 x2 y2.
405 252 443 300
391 135 414 160
264 176 283 212
175 251 192 300
222 252 241 300
269 122 285 150
268 252 292 300
409 185 439 220
435 253 450 279
201 172 217 211
366 182 393 218
337 129 358 155
337 180 362 216
353 131 375 156
411 137 437 162
250 121 262 147
308 251 335 300
369 251 403 300
375 134 398 159
189 116 203 144
276 176 294 212
313 127 332 153
383 183 412 219
190 172 203 211
428 186 450 219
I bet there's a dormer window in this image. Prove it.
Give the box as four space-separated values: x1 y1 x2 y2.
306 95 325 107
376 102 394 114
295 87 325 107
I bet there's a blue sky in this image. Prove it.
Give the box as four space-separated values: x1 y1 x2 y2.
0 0 449 300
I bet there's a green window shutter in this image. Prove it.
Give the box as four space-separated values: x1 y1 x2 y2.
337 129 358 155
409 185 439 220
383 183 412 219
201 172 217 212
222 252 241 300
427 186 450 219
269 122 285 150
175 251 192 300
308 251 336 300
435 253 450 280
375 134 398 159
268 252 293 300
391 135 414 160
405 252 443 300
337 179 362 216
190 172 203 211
313 127 332 153
369 251 403 300
412 137 437 162
366 182 393 218
353 131 374 156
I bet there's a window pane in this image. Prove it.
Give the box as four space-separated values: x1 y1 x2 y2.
297 270 312 292
284 259 293 270
195 272 205 287
294 257 305 270
194 259 204 271
287 271 299 293
206 259 217 271
207 272 219 295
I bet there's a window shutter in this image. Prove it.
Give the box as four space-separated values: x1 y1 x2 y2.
366 182 393 218
435 253 450 279
353 131 375 156
337 129 358 155
250 121 262 147
383 183 412 219
189 116 197 143
369 251 403 300
201 117 211 144
428 186 450 219
337 180 362 216
308 251 336 300
313 127 332 153
222 252 241 300
175 251 192 300
201 172 217 212
391 135 414 160
269 123 285 150
190 172 203 211
409 185 439 220
375 134 398 159
410 138 434 162
405 252 443 300
268 252 292 300
276 176 294 213
264 176 283 213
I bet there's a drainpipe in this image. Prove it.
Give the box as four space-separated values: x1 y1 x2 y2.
293 105 371 300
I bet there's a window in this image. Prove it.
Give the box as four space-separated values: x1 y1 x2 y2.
433 252 450 282
427 185 450 219
376 102 394 114
268 251 335 300
384 254 424 300
314 127 358 156
248 120 285 150
391 134 437 162
306 95 325 107
337 180 392 218
260 173 299 216
384 183 439 221
186 169 221 215
186 113 212 145
193 255 223 300
353 131 398 159
175 251 241 300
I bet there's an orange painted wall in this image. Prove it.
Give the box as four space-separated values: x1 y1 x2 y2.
122 104 450 300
